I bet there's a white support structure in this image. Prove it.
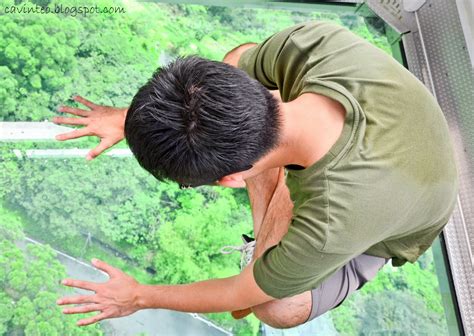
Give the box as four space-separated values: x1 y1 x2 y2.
0 121 75 141
12 148 132 159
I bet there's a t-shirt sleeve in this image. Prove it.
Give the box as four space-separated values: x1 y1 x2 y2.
237 20 382 106
252 201 357 299
237 23 306 90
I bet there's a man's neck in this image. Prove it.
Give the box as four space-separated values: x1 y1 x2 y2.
270 92 346 170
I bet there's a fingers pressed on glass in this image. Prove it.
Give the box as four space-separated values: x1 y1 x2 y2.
61 278 99 292
58 106 90 117
55 128 90 141
63 304 102 315
74 95 98 110
52 116 89 126
87 142 112 161
91 258 120 277
77 312 109 326
57 294 99 305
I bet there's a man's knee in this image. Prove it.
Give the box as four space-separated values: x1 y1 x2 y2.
251 291 312 329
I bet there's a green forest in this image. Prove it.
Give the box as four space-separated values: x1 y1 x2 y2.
0 0 450 335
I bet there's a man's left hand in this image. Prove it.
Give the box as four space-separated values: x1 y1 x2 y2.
57 258 141 326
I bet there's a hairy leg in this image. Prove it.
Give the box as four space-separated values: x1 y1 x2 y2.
243 167 312 328
247 167 292 257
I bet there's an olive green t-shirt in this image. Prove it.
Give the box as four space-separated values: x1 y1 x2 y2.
237 21 459 299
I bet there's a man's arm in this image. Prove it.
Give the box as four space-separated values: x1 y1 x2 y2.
57 258 275 326
138 259 273 313
223 42 257 67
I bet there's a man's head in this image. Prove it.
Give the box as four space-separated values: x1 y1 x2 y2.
124 56 282 187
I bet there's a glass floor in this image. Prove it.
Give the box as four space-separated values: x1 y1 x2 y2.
0 0 459 335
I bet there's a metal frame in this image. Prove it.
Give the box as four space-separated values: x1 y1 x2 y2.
433 235 465 336
142 0 361 14
388 29 465 335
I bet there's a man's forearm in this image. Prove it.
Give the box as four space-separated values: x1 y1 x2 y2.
136 261 274 313
138 277 241 313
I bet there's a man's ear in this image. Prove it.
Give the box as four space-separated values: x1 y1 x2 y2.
217 174 247 188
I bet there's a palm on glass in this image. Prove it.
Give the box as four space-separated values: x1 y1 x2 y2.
57 258 141 326
52 95 128 160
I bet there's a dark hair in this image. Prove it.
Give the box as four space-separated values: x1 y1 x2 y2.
124 55 282 186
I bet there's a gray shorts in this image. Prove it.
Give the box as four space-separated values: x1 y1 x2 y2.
306 253 391 322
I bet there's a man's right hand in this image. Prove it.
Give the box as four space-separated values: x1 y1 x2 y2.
52 95 128 160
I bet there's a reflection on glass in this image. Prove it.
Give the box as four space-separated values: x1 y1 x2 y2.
0 0 451 335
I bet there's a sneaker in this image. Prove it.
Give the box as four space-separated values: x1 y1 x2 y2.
220 234 256 270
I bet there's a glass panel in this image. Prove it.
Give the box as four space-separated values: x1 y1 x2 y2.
0 1 456 335
0 144 248 335
0 0 390 122
329 247 450 335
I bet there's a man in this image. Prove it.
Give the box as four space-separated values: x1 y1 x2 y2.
53 21 458 328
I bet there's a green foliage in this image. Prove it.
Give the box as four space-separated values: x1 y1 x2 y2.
0 206 23 241
0 3 81 120
360 254 445 314
0 217 103 335
154 187 250 284
5 156 163 245
331 251 448 335
1 0 391 122
2 153 257 333
0 0 158 121
358 291 447 335
0 293 14 335
0 144 21 200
